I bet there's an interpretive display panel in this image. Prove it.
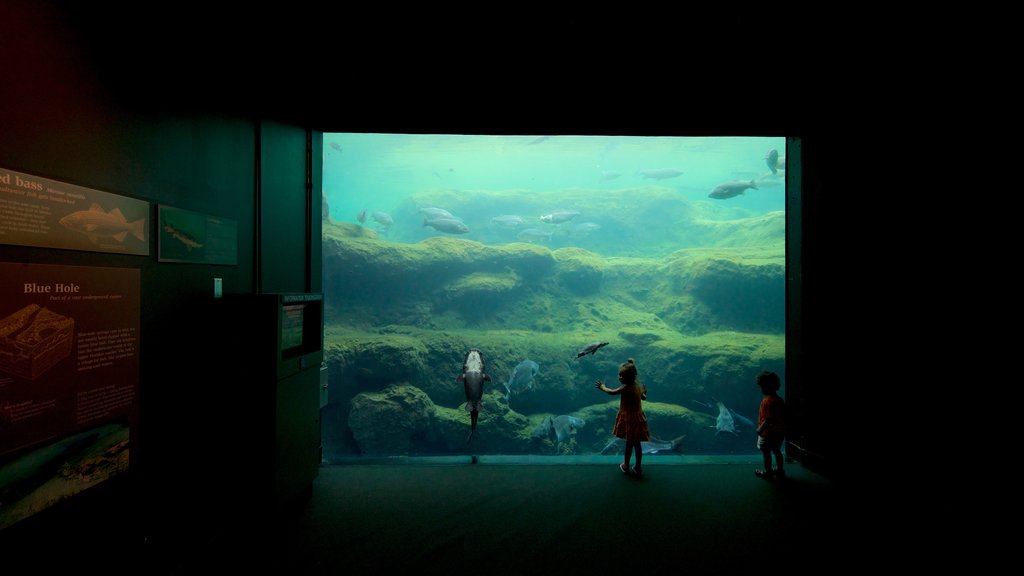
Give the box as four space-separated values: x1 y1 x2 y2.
0 262 140 530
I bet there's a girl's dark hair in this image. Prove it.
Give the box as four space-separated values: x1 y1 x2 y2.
619 358 638 383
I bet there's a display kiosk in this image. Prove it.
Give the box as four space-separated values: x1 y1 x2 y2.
218 292 323 509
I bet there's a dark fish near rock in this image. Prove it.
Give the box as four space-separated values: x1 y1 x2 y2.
456 348 491 443
576 341 609 358
708 179 758 199
637 168 684 180
424 217 470 234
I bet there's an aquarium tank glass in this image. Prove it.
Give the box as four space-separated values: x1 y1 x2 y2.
321 134 787 461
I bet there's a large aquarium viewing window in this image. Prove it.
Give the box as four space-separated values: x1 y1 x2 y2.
320 134 789 461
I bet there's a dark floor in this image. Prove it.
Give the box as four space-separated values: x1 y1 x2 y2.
4 457 886 575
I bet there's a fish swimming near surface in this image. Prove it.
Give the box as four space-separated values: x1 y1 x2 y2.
457 348 491 443
59 203 145 244
539 210 581 224
601 435 685 455
504 359 540 401
527 135 552 145
637 168 684 181
576 341 609 358
551 415 585 445
424 217 470 234
163 223 204 251
708 179 758 200
329 142 343 153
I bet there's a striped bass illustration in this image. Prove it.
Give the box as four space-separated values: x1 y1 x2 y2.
58 203 145 244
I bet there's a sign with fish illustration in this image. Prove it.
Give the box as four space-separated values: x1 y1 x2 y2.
0 166 150 255
157 204 237 265
0 262 139 530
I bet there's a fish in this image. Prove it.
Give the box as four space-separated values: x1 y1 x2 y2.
713 400 739 436
637 168 684 180
163 224 204 251
575 341 608 358
419 207 461 221
329 142 343 153
504 359 540 401
765 148 779 175
708 179 758 200
599 171 621 182
527 135 551 145
372 211 393 228
601 435 684 455
516 228 553 243
356 210 367 223
530 415 555 440
568 222 600 236
456 348 491 443
490 215 524 228
729 408 755 429
424 217 470 234
58 203 145 244
551 415 585 444
539 210 580 224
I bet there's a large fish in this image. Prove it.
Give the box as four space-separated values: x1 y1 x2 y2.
490 215 524 228
765 148 780 175
504 359 540 401
424 217 470 234
637 168 684 180
708 179 758 200
59 203 145 244
419 207 461 221
575 341 608 359
601 435 684 455
713 400 740 436
551 415 585 444
516 228 553 243
539 210 580 224
456 348 491 443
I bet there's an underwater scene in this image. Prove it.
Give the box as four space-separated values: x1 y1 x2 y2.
321 134 786 460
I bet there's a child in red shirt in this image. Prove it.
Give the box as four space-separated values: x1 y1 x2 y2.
754 370 786 480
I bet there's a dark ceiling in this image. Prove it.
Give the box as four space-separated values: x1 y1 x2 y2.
3 1 821 137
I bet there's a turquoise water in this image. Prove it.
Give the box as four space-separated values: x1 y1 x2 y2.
323 134 786 229
320 133 788 459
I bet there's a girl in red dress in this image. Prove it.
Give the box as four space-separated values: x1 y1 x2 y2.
596 358 650 476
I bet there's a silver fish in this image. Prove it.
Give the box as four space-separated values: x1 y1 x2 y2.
424 217 470 234
504 359 540 401
490 215 524 228
552 415 585 443
708 179 758 199
637 168 683 180
539 210 580 224
516 228 553 243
